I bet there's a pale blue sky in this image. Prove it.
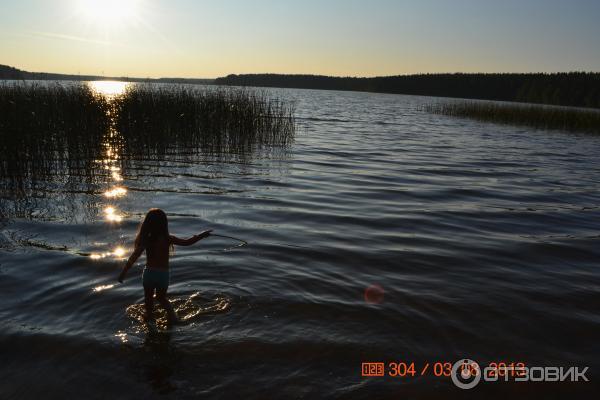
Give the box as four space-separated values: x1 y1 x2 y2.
1 0 599 78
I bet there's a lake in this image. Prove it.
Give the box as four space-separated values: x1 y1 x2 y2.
1 81 598 398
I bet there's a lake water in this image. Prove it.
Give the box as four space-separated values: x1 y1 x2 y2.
1 82 599 398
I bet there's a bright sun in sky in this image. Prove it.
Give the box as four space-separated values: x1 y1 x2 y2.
77 0 140 25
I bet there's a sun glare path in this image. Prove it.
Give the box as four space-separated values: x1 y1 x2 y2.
113 246 126 257
89 246 126 260
104 187 127 198
93 284 115 292
88 81 130 98
104 206 123 222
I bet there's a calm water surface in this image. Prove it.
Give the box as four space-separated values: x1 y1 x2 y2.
1 83 599 398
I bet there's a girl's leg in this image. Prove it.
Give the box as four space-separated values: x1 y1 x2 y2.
144 286 155 322
156 288 178 324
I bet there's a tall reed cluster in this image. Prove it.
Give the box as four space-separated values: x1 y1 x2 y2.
112 85 295 155
0 83 109 188
425 101 600 133
0 82 296 188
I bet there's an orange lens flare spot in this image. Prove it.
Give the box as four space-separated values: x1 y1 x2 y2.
364 284 385 305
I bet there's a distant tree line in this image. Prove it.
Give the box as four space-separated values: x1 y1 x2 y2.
4 63 599 108
215 72 600 109
0 65 26 80
0 64 214 85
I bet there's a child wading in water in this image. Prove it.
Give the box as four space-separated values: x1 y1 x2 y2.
118 208 212 324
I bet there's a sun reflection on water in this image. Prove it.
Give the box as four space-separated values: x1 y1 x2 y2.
104 206 123 222
93 284 115 292
90 87 131 264
88 80 130 98
111 171 123 181
113 246 126 257
104 187 127 198
114 331 129 343
89 246 127 260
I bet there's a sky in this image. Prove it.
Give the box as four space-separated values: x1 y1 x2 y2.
1 0 599 78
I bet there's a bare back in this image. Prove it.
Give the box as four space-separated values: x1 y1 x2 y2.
145 235 171 270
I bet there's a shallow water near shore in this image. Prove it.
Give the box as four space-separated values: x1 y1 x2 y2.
1 82 599 398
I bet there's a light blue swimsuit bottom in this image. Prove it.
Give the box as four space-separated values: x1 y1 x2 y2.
142 267 170 290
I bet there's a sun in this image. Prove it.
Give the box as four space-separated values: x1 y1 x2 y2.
78 0 140 25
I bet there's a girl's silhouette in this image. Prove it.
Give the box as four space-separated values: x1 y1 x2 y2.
118 208 211 324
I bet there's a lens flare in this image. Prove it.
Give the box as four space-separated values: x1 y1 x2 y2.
78 0 140 27
364 284 385 305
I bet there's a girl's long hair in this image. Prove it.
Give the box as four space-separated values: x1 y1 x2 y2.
135 208 172 251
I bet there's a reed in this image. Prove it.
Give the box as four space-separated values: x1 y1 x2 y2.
112 85 295 156
0 82 296 182
1 82 296 220
0 82 109 188
425 101 600 133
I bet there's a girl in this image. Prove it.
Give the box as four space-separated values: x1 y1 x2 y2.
118 208 212 324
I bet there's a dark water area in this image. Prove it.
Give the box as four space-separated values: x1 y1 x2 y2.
1 82 599 398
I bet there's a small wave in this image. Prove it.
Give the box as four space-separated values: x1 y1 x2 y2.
126 291 231 331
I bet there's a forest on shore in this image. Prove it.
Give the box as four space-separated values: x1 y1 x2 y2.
0 64 213 85
3 64 599 108
216 72 600 109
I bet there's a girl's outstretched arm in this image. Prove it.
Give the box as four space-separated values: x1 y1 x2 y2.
170 230 212 246
118 245 144 283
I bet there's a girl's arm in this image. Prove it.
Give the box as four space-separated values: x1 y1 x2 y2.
169 230 212 246
118 245 144 283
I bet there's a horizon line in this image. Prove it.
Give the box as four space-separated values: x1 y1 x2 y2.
2 63 599 82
